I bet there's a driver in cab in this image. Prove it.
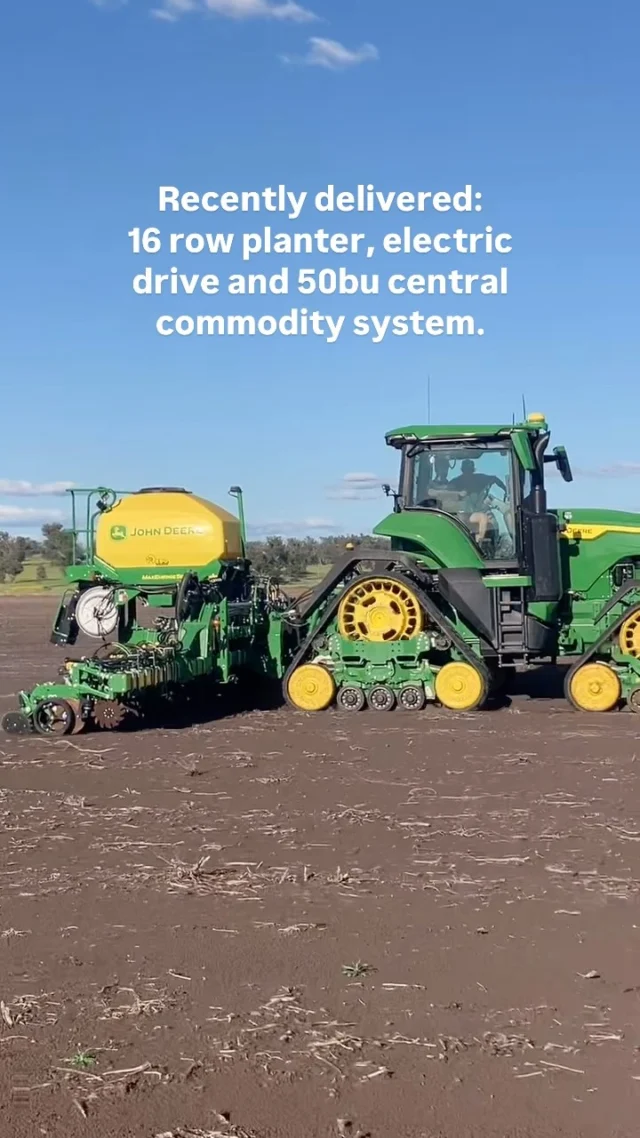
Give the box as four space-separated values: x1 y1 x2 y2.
448 459 507 546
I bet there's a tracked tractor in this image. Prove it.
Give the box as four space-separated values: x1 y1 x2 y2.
283 414 640 714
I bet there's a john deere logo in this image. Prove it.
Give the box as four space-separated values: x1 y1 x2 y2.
110 525 127 541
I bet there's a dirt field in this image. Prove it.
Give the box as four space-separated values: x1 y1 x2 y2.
1 598 640 1138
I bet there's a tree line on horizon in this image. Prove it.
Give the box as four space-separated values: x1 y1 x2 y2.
0 525 389 585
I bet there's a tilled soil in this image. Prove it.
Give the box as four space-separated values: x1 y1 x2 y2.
1 598 640 1138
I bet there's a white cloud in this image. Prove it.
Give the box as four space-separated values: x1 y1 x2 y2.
282 36 379 69
0 506 64 525
150 0 196 18
326 472 385 501
0 480 75 497
89 0 128 9
249 516 338 537
152 0 316 22
343 472 381 484
558 463 640 479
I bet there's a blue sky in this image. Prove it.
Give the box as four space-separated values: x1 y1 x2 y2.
1 0 639 537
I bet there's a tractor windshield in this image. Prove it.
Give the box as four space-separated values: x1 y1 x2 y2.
405 442 516 558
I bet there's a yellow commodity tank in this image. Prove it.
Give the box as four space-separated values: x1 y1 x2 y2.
95 487 243 581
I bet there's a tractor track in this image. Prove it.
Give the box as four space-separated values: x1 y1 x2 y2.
1 596 640 1138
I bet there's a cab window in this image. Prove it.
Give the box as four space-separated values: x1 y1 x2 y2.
407 444 516 559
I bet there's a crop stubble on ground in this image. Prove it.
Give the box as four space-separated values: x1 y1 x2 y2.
1 597 640 1138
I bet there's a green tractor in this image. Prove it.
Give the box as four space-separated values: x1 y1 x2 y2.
283 413 640 715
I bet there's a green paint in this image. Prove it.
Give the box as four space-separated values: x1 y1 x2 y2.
385 418 546 443
484 575 532 588
374 510 484 569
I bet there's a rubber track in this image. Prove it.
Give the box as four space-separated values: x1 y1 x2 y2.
564 601 640 698
283 569 492 708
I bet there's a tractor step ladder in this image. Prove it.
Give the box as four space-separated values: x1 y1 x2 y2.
496 587 526 653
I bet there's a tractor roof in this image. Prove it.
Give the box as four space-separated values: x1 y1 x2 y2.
386 414 547 445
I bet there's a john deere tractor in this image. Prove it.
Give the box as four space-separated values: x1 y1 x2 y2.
283 413 640 714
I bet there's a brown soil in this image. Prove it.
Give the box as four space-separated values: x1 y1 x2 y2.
1 597 640 1138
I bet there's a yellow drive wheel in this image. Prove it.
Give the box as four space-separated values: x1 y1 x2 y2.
435 662 486 711
619 612 640 658
337 577 423 642
287 664 336 711
568 662 621 712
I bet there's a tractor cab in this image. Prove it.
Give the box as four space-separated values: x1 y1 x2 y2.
379 414 573 602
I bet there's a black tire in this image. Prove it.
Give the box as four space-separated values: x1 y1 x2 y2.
33 699 76 736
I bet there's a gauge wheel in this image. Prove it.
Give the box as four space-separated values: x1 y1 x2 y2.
33 699 76 736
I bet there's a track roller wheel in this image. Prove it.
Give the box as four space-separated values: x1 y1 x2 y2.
627 688 640 714
338 577 423 643
287 664 336 711
93 700 127 730
33 699 76 736
2 711 32 735
398 685 426 711
435 662 486 711
367 685 396 712
337 686 366 712
619 612 640 657
567 663 621 712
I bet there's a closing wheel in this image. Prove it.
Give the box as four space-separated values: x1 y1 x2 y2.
567 663 621 712
33 699 76 736
398 685 426 711
338 577 423 643
367 685 396 711
619 612 640 658
435 662 486 711
2 711 32 735
287 664 336 711
337 686 366 712
93 700 127 730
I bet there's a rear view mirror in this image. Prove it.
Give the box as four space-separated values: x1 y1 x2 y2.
544 446 573 483
554 446 573 483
